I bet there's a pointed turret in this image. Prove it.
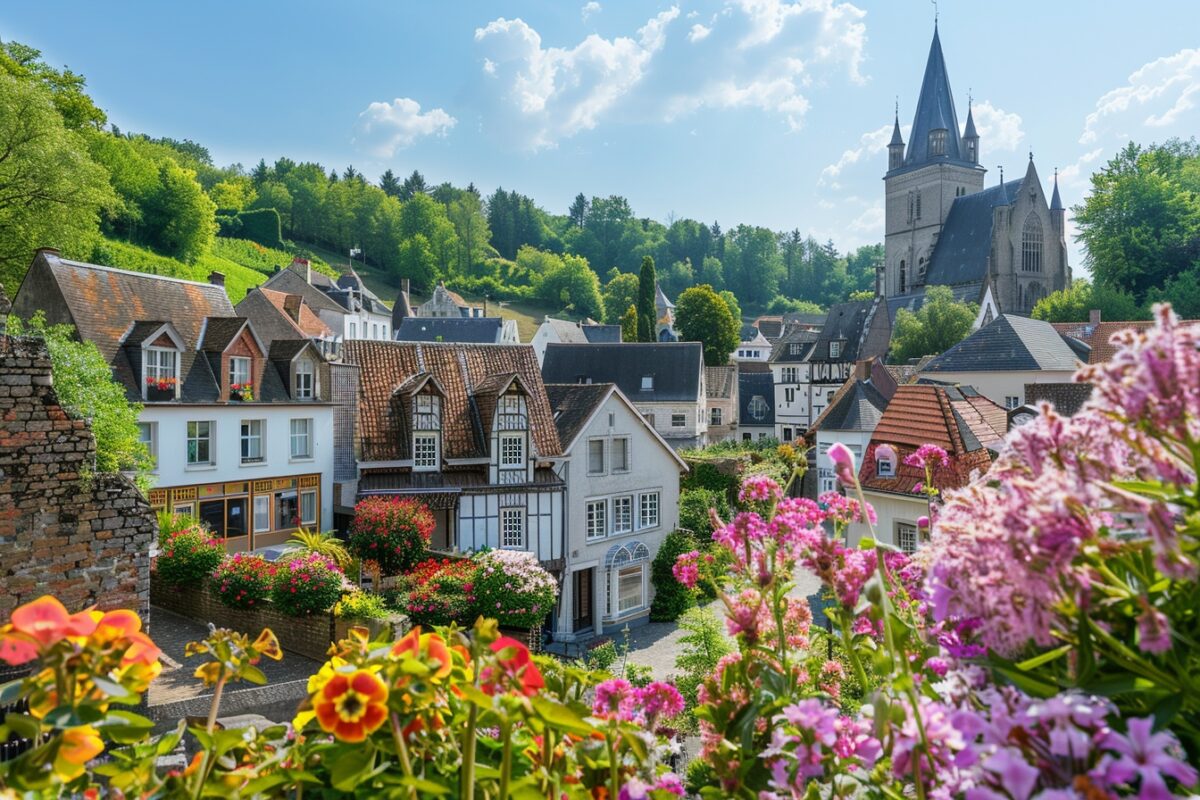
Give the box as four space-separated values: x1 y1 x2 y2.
888 107 905 171
962 101 979 164
1050 168 1066 248
1050 169 1064 211
904 25 966 167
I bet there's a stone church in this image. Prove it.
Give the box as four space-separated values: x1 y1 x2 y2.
883 24 1070 322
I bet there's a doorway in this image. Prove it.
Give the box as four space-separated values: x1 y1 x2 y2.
572 568 594 633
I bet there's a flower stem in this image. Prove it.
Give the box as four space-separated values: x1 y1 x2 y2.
205 676 226 734
461 703 477 800
606 731 621 800
498 720 513 800
390 712 417 800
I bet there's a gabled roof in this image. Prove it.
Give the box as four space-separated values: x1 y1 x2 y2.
198 317 253 353
345 341 561 462
948 386 1008 450
809 359 898 436
922 179 1024 287
809 300 889 363
396 317 504 344
1049 319 1200 364
545 382 690 471
262 267 347 315
239 287 335 341
541 342 703 403
923 314 1084 373
769 327 819 363
705 365 737 400
898 25 975 172
542 317 621 345
738 371 775 426
1025 382 1094 417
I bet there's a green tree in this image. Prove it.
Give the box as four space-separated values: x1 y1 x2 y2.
568 193 588 228
718 290 742 324
379 169 401 198
676 284 739 366
674 606 733 721
398 193 457 279
650 529 700 622
1074 140 1200 301
889 285 979 362
143 161 217 262
445 190 493 275
1032 279 1146 322
516 245 563 276
637 255 657 342
208 177 256 212
539 254 604 320
396 234 438 291
768 296 826 314
0 73 114 290
0 41 107 130
1147 266 1200 319
398 169 428 201
678 488 730 537
603 271 640 325
619 304 638 343
8 314 152 487
724 225 783 306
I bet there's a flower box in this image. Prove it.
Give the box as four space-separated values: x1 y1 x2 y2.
146 386 175 402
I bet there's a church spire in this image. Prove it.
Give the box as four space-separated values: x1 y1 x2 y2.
904 25 966 167
1050 168 1064 211
962 96 979 164
888 103 905 171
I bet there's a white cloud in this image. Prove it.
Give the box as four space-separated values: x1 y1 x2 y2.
354 98 456 157
1056 147 1103 189
970 101 1023 152
581 1 601 22
1081 48 1200 144
820 123 897 185
688 23 712 42
731 0 867 82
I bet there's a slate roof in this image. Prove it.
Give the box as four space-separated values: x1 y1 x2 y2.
239 287 334 341
769 327 819 363
544 318 622 345
886 283 984 322
922 314 1084 373
809 359 898 435
1025 382 1094 417
894 25 979 174
541 342 703 403
396 317 504 344
261 267 347 315
582 324 621 343
392 286 414 327
738 371 775 427
808 300 890 362
705 365 737 400
922 180 1024 287
544 383 613 451
754 316 785 341
198 317 251 353
345 341 561 463
1050 173 1064 211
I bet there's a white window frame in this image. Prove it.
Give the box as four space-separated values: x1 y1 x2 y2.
138 422 157 470
349 321 357 338
587 439 606 475
413 434 439 471
253 495 271 533
640 375 654 391
186 420 214 466
781 366 798 383
611 437 630 473
229 356 251 389
616 564 646 614
499 395 521 415
897 522 918 555
501 507 525 550
586 500 607 541
830 341 842 359
144 347 178 398
710 407 722 426
295 358 315 399
671 413 686 428
300 489 318 526
638 492 660 530
877 454 895 477
290 418 313 460
1005 396 1020 410
240 419 265 465
788 343 802 356
612 496 633 535
499 433 524 469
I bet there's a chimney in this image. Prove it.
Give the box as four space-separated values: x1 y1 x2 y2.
855 359 871 381
1089 309 1101 326
291 257 311 284
283 294 303 322
36 247 61 258
208 271 226 287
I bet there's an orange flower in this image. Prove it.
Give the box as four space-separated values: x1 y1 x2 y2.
0 632 38 666
54 725 104 780
121 631 162 667
313 669 388 743
10 595 72 646
390 626 421 659
390 627 453 683
252 628 283 661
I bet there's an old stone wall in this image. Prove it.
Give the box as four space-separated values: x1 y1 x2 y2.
0 334 155 620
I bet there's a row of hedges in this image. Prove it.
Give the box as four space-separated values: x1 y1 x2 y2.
216 207 284 249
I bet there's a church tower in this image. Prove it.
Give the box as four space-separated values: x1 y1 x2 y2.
883 24 986 297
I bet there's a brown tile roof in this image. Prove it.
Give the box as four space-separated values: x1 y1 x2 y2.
257 288 334 338
199 317 250 353
859 384 993 495
1050 320 1200 364
345 341 562 462
545 383 613 450
704 365 737 399
950 390 1008 451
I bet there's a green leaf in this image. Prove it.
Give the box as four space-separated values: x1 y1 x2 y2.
240 664 268 686
1015 644 1073 671
1152 692 1183 728
457 684 496 710
4 712 42 741
330 745 375 792
531 697 593 735
99 709 156 743
992 665 1059 697
0 678 27 705
400 776 452 795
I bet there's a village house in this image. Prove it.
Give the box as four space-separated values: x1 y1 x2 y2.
342 341 566 570
737 368 776 441
806 359 898 496
530 316 621 365
541 342 708 449
413 281 485 319
12 249 336 549
919 313 1088 409
544 383 687 641
395 316 520 345
236 286 339 358
260 258 394 342
733 323 771 363
704 365 739 442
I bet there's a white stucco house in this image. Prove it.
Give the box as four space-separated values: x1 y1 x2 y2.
530 317 622 365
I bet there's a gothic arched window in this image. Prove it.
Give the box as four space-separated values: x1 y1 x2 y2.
929 129 947 156
899 260 907 294
1022 213 1043 273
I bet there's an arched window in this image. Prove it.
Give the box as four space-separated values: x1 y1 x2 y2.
918 256 926 280
1022 213 1043 273
929 129 947 156
899 260 907 294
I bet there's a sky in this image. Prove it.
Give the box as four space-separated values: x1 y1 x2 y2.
3 1 1199 273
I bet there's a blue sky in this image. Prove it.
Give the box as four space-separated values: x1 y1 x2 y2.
3 1 1199 270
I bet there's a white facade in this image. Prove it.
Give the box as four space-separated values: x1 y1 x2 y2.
634 401 708 449
914 369 1075 410
813 431 872 495
339 307 392 343
734 331 771 363
552 388 686 641
772 361 853 441
139 403 335 547
849 490 929 555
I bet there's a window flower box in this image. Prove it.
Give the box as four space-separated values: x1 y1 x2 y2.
230 383 254 402
145 376 177 402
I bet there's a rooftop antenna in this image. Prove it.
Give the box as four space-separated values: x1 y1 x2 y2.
931 0 938 25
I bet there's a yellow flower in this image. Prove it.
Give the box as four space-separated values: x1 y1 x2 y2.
252 628 283 661
313 669 389 743
54 725 104 780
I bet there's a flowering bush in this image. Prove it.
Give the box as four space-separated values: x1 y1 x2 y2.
210 552 274 609
347 496 435 575
155 524 225 587
269 551 346 616
402 556 476 627
229 382 253 401
334 589 390 620
471 549 557 630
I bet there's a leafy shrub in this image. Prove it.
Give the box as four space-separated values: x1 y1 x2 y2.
650 529 700 622
334 590 390 621
584 639 617 672
287 528 352 570
348 497 435 576
157 510 200 545
270 551 346 616
680 461 736 499
678 488 729 539
623 662 653 688
402 557 477 628
235 207 284 249
156 526 224 587
211 553 274 609
672 606 732 723
471 549 557 630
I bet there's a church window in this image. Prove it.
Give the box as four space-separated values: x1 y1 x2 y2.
929 129 947 156
918 257 926 279
1022 213 1043 273
915 192 922 220
899 260 907 294
967 139 976 163
906 193 914 223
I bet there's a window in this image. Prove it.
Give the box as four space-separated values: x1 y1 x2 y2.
748 395 769 421
1022 213 1044 273
500 395 521 415
253 496 271 533
187 421 213 466
229 356 250 389
618 565 645 613
349 322 357 338
671 414 686 428
300 489 317 526
295 358 315 399
897 522 918 555
915 191 922 220
290 418 313 459
372 323 379 339
413 434 439 470
929 129 947 156
612 437 630 472
743 432 752 442
588 439 605 474
613 496 633 534
638 492 660 530
877 451 895 477
607 412 615 427
275 490 298 530
240 420 264 464
640 375 654 391
414 395 440 429
138 422 157 468
783 427 794 442
829 341 842 359
784 388 796 404
145 348 177 383
788 343 802 356
781 367 797 383
500 434 524 468
1005 396 1021 410
899 259 907 294
501 508 525 549
710 407 722 426
586 500 607 541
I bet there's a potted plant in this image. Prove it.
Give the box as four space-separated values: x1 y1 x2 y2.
145 376 177 401
230 383 254 402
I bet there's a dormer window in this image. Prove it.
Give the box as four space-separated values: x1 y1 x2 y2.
229 356 252 400
412 394 441 471
929 128 947 156
413 434 439 470
876 444 897 478
829 341 843 359
144 347 178 400
294 358 315 399
640 375 654 391
499 433 524 469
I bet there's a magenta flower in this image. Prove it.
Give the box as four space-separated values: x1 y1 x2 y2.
917 515 930 530
828 442 856 485
904 443 950 470
592 678 636 720
1136 601 1172 654
672 550 701 589
981 747 1039 800
1096 717 1198 799
739 474 782 504
637 681 685 726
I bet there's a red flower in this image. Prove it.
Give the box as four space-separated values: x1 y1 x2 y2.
480 636 544 697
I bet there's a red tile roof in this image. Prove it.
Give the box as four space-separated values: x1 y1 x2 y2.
258 288 334 338
1050 319 1200 364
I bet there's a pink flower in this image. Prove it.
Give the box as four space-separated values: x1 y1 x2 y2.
593 678 636 720
739 474 782 504
1097 717 1198 797
828 442 856 485
1136 601 1172 653
672 550 701 589
917 516 930 530
637 681 685 726
904 443 949 470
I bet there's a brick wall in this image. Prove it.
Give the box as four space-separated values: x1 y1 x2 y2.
0 334 155 620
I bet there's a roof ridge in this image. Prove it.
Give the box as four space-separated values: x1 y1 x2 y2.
52 256 225 290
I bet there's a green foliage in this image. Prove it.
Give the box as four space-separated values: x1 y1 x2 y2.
769 296 827 314
603 271 640 325
619 304 638 343
90 237 265 303
889 285 979 361
208 177 256 212
0 73 113 291
637 256 657 342
679 488 730 539
157 511 199 544
1148 265 1200 318
334 590 390 621
584 640 618 672
681 461 738 499
209 238 334 278
156 526 225 588
286 529 352 570
724 225 784 306
7 315 152 484
673 606 733 722
0 41 107 130
211 553 274 610
142 160 216 262
676 284 740 366
1032 279 1147 322
1075 139 1200 302
538 252 605 320
232 208 284 249
718 290 742 324
650 530 700 622
487 187 555 260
